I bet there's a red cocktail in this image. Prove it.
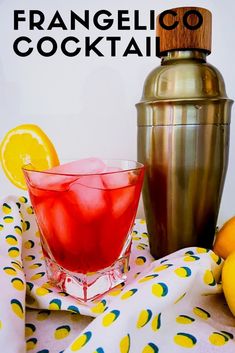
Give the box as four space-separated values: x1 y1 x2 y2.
23 158 144 301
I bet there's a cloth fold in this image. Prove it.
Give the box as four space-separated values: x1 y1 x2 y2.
0 196 234 353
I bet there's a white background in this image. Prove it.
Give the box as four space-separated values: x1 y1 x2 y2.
0 0 234 223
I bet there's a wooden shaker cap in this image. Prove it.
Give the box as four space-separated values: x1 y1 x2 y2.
156 7 212 57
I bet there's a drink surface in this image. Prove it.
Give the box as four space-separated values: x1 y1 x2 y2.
25 159 144 273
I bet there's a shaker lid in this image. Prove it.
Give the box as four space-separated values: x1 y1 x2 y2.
156 7 212 57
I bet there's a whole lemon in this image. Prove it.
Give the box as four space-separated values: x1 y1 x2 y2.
213 216 235 259
222 251 235 316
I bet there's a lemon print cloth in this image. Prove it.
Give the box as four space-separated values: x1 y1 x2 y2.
0 196 234 353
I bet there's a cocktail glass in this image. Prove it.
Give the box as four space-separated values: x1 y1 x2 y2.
23 159 144 302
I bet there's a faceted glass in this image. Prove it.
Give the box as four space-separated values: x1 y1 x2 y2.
23 159 144 302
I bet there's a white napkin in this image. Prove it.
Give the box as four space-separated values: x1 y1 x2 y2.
0 196 234 353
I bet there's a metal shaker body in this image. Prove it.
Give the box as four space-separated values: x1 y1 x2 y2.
137 50 233 259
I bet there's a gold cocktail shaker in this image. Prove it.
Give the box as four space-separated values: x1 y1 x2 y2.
136 7 233 259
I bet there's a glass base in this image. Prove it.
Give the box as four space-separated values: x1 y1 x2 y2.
44 242 131 302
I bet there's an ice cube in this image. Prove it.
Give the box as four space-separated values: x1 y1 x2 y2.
68 175 107 222
110 185 136 218
47 158 106 175
25 158 106 191
33 197 55 245
35 195 87 270
72 175 105 189
25 170 78 191
102 169 130 190
103 166 122 173
47 197 73 244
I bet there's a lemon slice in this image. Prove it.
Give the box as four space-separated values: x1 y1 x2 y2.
0 124 59 189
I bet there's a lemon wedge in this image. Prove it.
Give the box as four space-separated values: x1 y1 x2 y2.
0 124 59 189
222 251 235 316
